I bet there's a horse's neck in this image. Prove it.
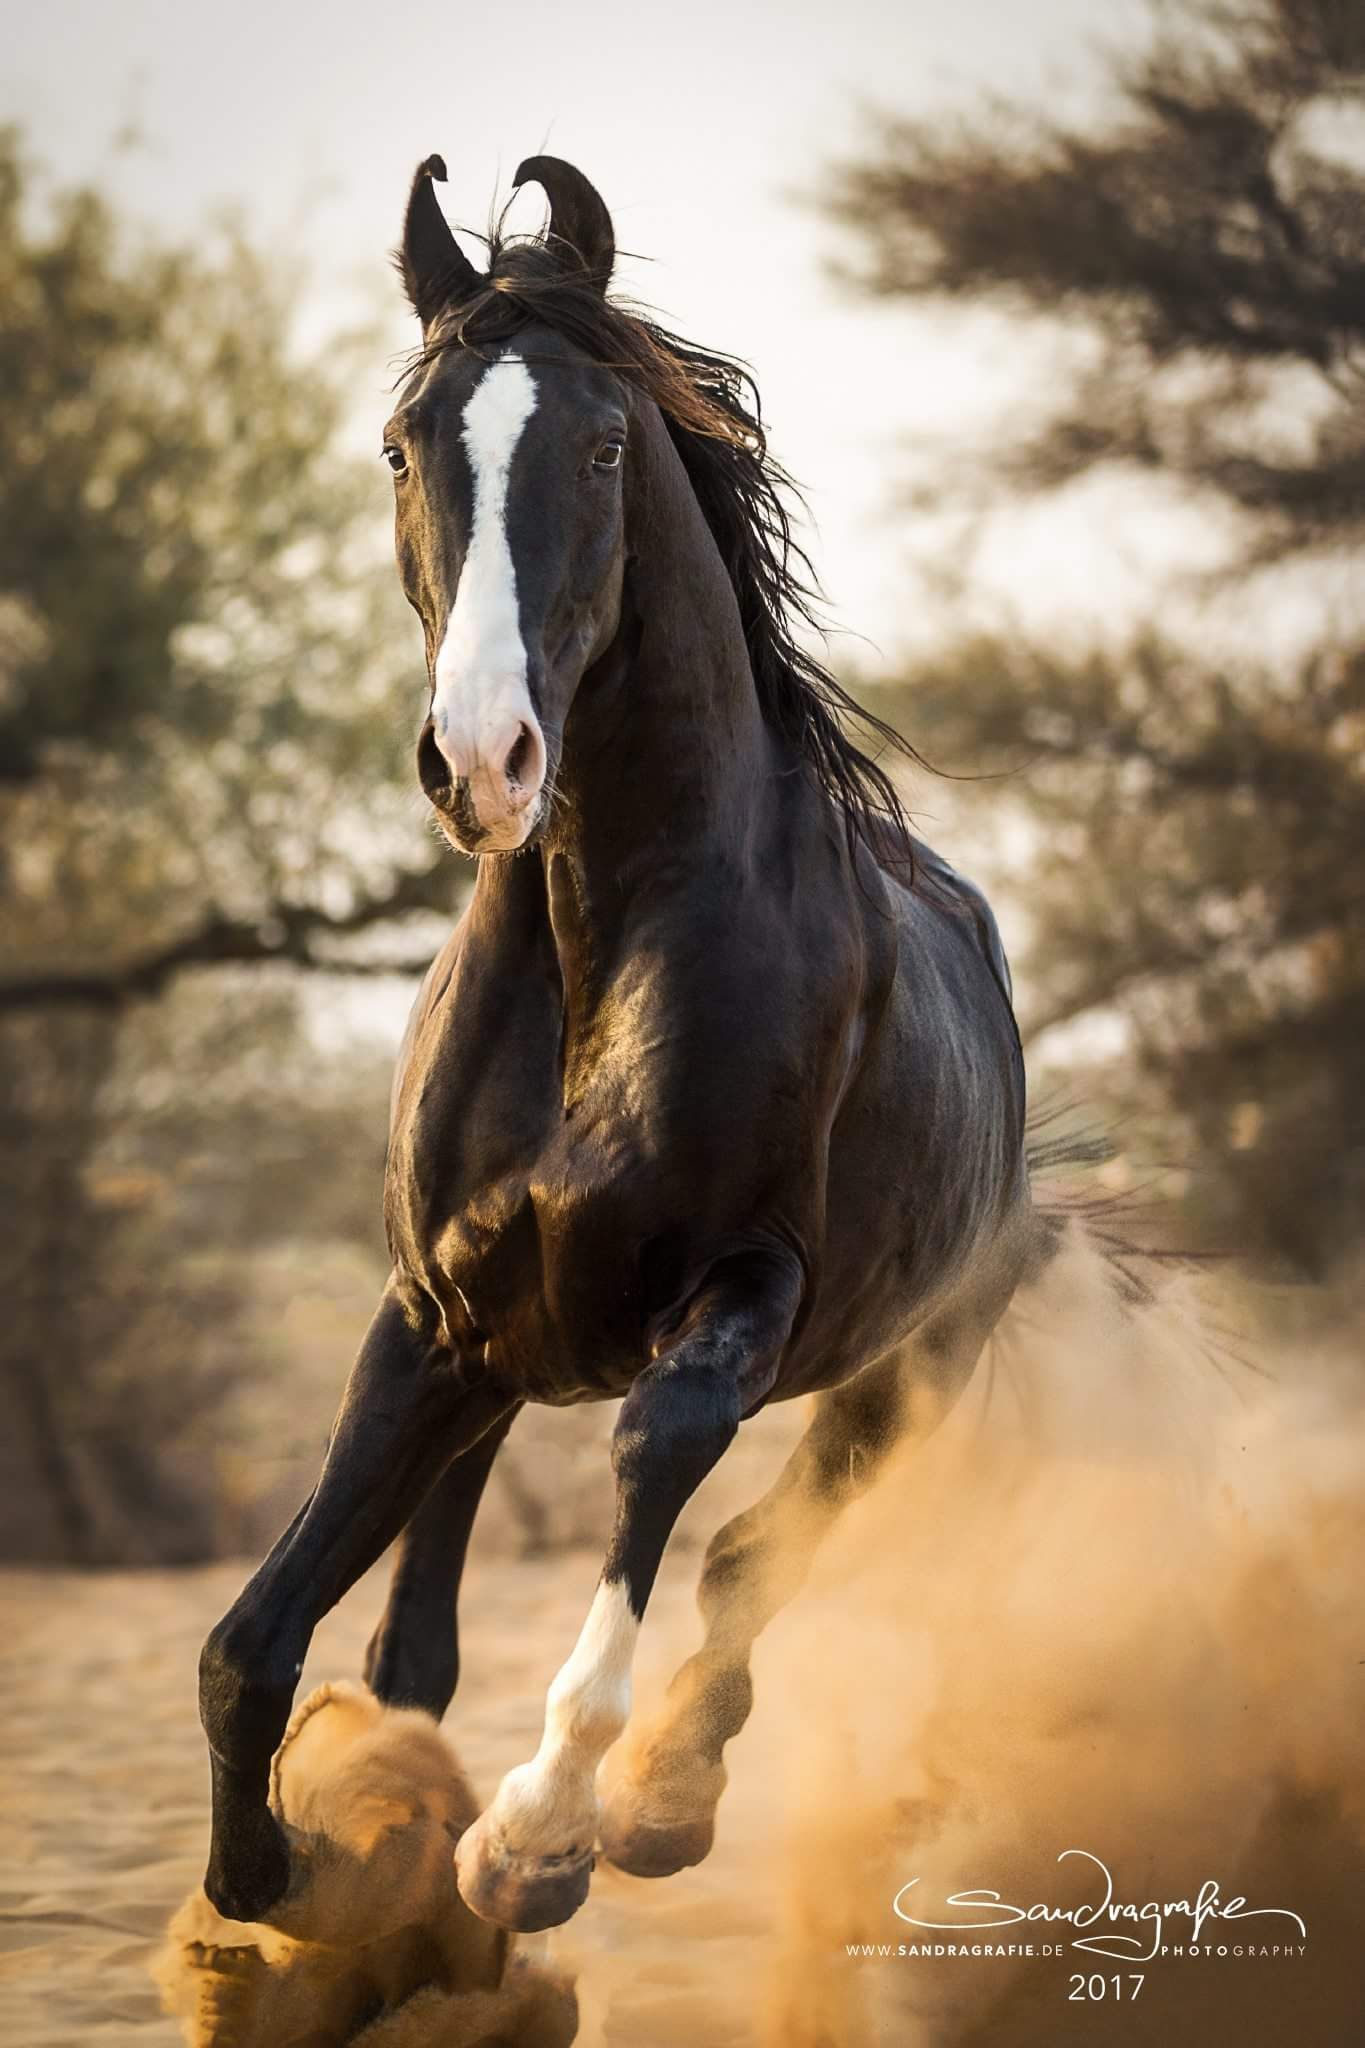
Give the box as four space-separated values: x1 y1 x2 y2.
535 405 773 934
460 409 780 1046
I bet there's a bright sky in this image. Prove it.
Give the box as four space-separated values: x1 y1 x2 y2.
7 0 1154 663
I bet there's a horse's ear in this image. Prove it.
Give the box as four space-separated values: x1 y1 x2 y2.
513 155 615 289
399 155 481 328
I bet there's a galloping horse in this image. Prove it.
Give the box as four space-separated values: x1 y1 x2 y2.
199 154 1037 1936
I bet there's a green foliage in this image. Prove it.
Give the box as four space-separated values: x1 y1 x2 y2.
0 126 453 978
830 0 1365 571
831 0 1365 1273
0 131 457 1560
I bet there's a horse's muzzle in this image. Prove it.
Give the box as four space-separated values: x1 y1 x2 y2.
417 713 545 853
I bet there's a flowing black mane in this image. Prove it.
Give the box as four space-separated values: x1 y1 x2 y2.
403 229 925 872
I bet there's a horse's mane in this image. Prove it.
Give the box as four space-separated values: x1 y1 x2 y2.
405 229 927 876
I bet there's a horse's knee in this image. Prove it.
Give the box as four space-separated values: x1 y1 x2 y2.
198 1609 297 1765
696 1514 766 1623
613 1379 737 1499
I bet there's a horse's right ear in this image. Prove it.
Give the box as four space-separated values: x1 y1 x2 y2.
398 155 481 329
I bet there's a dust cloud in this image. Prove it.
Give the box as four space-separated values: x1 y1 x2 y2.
703 1231 1365 2046
7 1229 1357 2046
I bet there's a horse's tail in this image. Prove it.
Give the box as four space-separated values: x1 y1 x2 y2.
969 1097 1259 1421
1020 1098 1228 1321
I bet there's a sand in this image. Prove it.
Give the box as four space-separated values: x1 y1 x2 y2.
4 1246 1363 2048
0 1549 779 2048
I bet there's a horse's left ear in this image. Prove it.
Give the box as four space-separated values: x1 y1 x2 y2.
513 155 615 289
399 155 481 328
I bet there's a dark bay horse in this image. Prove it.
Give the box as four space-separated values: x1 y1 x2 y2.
199 154 1036 1936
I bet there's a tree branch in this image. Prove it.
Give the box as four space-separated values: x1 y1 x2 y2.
0 856 461 1013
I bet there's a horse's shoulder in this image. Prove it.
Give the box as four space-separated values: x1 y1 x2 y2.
388 913 470 1133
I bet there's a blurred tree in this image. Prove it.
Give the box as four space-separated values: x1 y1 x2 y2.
829 0 1365 1275
0 130 457 1560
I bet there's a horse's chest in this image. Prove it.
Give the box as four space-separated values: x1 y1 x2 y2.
387 1041 658 1392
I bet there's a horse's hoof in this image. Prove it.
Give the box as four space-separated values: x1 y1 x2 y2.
598 1789 716 1878
454 1812 594 1932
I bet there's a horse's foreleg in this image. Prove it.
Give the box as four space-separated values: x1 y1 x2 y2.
363 1404 520 1717
599 1349 906 1880
453 1255 803 1933
601 1289 1010 1879
198 1280 509 1926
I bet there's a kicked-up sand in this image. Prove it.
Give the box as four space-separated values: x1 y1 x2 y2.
3 1238 1364 2046
0 1545 796 2048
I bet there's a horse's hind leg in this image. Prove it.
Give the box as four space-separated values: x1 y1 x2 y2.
601 1313 992 1881
364 1404 520 1717
197 1278 511 1926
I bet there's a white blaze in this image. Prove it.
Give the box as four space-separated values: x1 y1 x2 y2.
431 356 543 839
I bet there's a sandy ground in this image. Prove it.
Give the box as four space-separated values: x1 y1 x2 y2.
5 1251 1364 2048
0 1549 779 2048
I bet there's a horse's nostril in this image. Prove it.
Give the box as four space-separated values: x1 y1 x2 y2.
505 724 532 789
417 720 453 809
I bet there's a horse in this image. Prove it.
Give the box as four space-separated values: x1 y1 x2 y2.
198 153 1038 1938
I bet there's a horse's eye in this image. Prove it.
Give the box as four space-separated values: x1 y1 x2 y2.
593 439 624 473
382 444 408 477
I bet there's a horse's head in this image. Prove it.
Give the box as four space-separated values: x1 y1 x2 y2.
385 156 629 855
